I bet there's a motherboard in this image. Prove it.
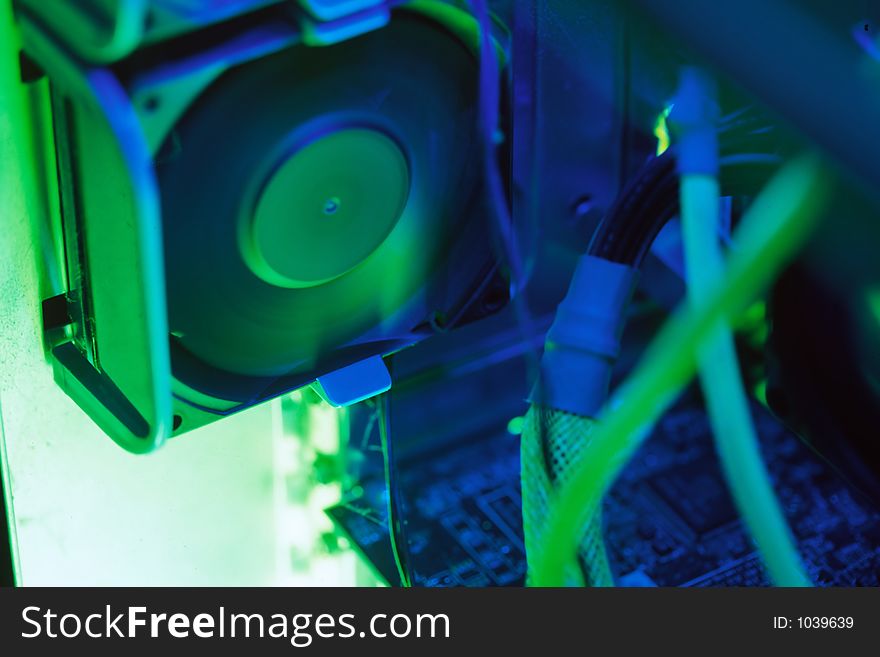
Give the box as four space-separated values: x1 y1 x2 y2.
328 392 880 587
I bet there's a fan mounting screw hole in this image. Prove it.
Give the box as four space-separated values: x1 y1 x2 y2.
571 194 594 218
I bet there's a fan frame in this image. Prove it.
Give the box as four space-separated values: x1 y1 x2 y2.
25 1 512 452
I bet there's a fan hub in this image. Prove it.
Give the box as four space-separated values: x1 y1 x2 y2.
241 127 410 288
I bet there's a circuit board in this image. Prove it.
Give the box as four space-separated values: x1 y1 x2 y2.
327 392 880 586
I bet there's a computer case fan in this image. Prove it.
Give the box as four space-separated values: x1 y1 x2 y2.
22 0 512 452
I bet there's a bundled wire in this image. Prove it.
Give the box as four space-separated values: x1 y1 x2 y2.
529 153 830 586
520 106 780 586
590 115 782 264
467 0 622 586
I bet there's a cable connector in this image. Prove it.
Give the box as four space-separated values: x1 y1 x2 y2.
530 255 638 417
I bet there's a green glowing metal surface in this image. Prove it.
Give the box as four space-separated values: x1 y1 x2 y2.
0 0 495 585
0 5 315 585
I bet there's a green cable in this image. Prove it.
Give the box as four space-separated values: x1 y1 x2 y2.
681 174 811 586
528 154 830 586
377 394 412 587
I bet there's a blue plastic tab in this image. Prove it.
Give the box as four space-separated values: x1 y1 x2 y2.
299 0 385 22
314 355 392 406
299 4 390 46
